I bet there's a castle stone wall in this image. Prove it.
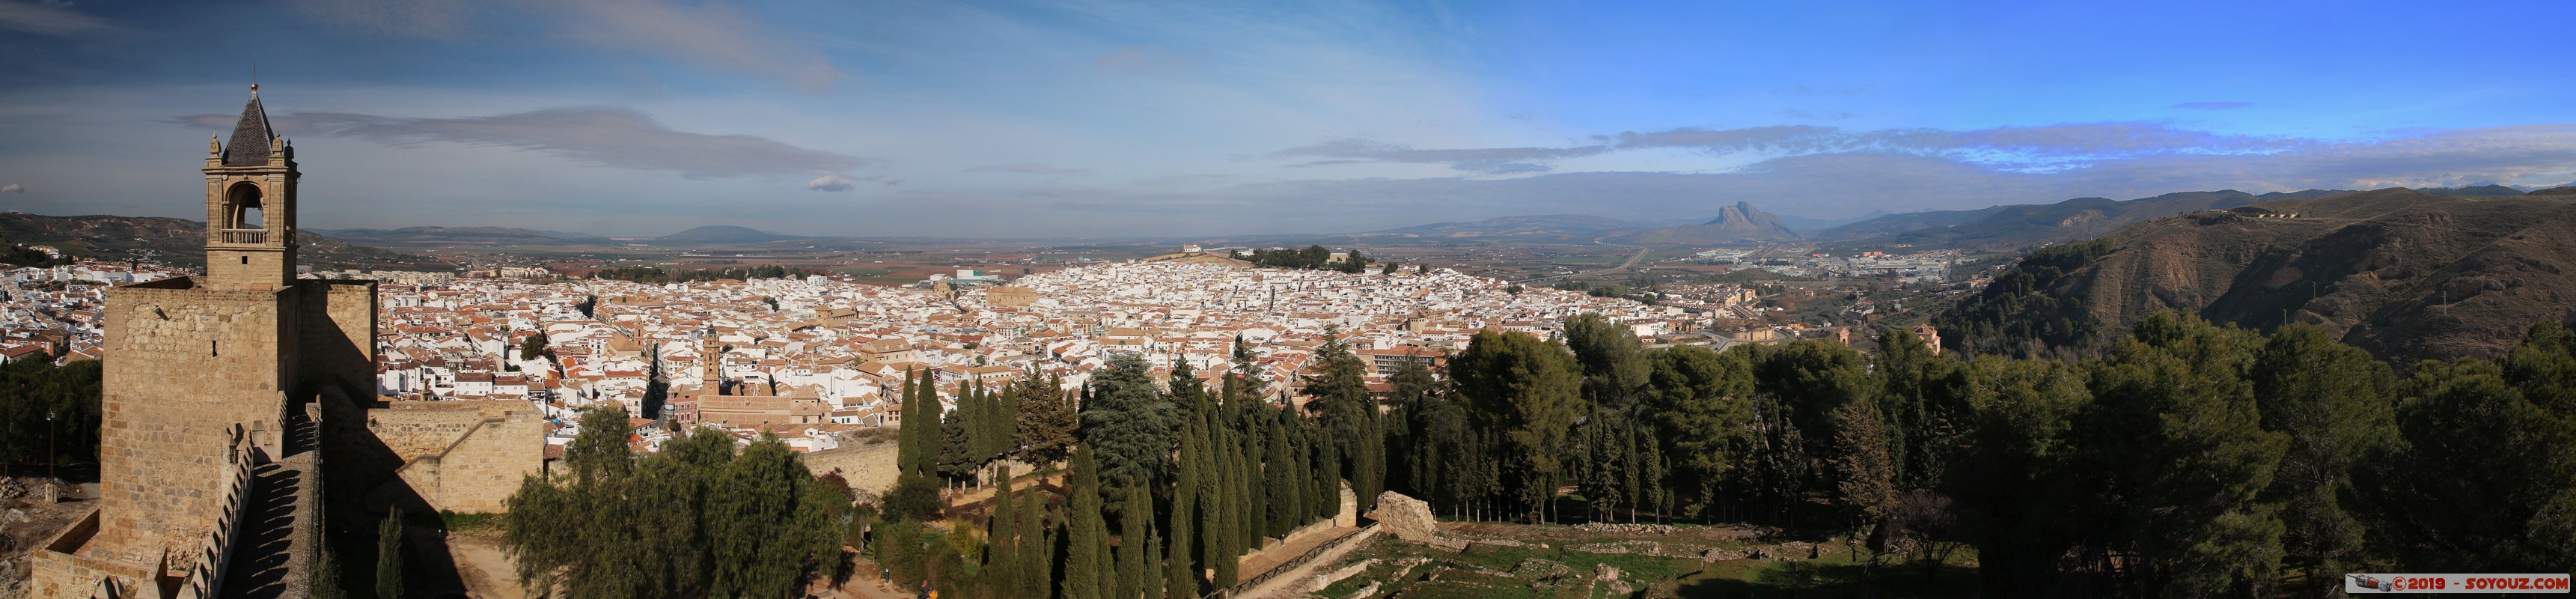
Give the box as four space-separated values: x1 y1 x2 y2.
93 281 291 566
369 401 545 514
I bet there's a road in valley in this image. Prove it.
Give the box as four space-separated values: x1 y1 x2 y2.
1519 238 1651 282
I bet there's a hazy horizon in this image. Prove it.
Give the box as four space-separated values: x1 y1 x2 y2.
5 0 2575 237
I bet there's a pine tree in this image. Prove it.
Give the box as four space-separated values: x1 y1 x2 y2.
1081 353 1181 489
1015 374 1078 466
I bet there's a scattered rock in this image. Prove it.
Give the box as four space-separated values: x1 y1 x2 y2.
1365 491 1468 551
1574 522 1676 535
1701 547 1748 562
1510 559 1572 587
1569 542 1630 554
2 508 29 524
1597 564 1632 595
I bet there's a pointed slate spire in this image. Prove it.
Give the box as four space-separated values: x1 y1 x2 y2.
222 84 274 166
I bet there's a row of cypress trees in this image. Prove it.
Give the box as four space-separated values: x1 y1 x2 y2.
876 335 1369 598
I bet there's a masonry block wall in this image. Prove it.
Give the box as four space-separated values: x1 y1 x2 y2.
92 278 292 567
368 401 545 514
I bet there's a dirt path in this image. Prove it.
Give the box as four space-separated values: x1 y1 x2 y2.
447 533 529 599
1235 527 1378 599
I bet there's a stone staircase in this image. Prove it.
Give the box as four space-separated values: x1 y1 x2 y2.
218 405 320 599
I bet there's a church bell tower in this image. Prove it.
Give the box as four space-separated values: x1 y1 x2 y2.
202 83 298 288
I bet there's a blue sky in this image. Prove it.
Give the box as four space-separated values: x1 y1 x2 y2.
1 0 2572 237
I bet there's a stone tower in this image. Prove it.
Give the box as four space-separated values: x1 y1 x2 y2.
29 85 379 598
204 84 299 288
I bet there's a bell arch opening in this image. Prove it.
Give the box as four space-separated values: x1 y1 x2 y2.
226 183 265 230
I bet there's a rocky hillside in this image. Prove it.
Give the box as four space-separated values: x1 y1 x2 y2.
1937 187 2576 364
0 212 447 270
1610 201 1800 244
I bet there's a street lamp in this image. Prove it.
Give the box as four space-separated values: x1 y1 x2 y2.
47 409 58 481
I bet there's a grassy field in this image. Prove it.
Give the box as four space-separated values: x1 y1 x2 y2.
1314 523 1980 599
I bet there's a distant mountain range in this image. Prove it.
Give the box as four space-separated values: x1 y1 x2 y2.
312 226 610 246
657 225 810 243
1937 186 2576 364
1 213 445 270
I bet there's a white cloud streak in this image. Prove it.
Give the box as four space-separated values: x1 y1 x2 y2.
174 106 865 180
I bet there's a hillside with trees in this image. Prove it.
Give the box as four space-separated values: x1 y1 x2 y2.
1935 187 2576 363
0 212 444 270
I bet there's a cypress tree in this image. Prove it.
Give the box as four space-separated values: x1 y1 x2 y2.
989 465 1020 592
1264 410 1301 537
1169 419 1201 596
376 506 406 599
1212 425 1244 589
1117 484 1150 599
1147 527 1171 599
921 370 947 480
897 368 921 476
1312 424 1341 523
1235 413 1261 550
1063 446 1110 599
1016 486 1051 599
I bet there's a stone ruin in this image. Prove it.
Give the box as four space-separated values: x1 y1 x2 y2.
1364 490 1468 551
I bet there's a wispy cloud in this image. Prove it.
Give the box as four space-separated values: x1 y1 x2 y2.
286 0 844 93
1272 139 1611 174
1284 122 2309 174
0 0 109 35
805 174 854 192
969 163 1090 175
0 183 22 193
174 106 864 180
1215 123 2576 227
2173 101 2255 110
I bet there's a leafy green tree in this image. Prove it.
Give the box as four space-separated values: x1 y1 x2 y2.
2250 323 2396 596
1082 353 1181 489
1447 329 1586 522
1944 356 2090 597
0 356 100 473
2081 312 2284 598
1014 373 1078 466
2365 321 2576 572
501 405 846 599
1565 314 1651 412
519 334 548 361
1302 327 1382 512
1643 345 1755 520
